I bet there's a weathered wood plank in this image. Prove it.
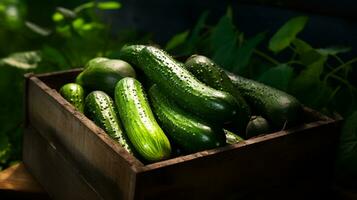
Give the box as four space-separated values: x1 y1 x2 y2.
23 127 102 200
24 70 342 199
26 74 141 200
0 163 44 193
135 116 340 199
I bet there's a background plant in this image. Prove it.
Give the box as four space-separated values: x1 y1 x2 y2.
165 8 357 183
0 0 150 170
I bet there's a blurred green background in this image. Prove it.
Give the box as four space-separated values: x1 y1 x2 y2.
0 0 356 188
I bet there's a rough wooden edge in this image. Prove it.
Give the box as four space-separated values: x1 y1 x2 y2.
140 109 338 171
34 68 83 78
28 76 144 170
30 69 342 175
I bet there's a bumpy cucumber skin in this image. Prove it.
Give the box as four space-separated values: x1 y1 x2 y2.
137 46 238 123
59 83 85 112
149 85 226 153
246 116 270 138
118 45 146 67
227 72 302 128
85 91 133 154
185 55 251 131
115 77 171 162
224 129 244 145
76 59 136 95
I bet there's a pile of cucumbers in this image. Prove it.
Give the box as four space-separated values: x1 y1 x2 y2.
59 45 302 163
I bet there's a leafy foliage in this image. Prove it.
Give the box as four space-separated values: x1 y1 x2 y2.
268 16 308 53
0 0 151 170
165 11 357 180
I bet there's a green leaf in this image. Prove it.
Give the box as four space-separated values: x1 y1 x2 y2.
292 56 326 88
231 32 266 73
292 39 323 66
41 45 68 70
258 64 293 91
1 51 42 70
187 11 209 49
210 15 237 51
292 38 313 55
72 18 84 30
56 7 76 19
212 41 237 70
0 134 11 165
165 30 189 51
269 16 309 53
336 111 357 179
290 56 329 108
52 12 64 22
317 46 351 56
97 1 121 10
25 21 51 36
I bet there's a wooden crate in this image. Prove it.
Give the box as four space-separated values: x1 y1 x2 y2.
23 69 342 200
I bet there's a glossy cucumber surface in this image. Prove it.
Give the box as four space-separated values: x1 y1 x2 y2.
85 91 133 154
185 55 251 131
137 46 238 123
114 77 171 162
227 72 302 127
59 83 85 112
149 84 226 153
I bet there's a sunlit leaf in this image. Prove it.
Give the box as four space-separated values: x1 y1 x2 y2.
1 51 41 70
52 12 64 22
97 1 121 10
165 30 189 51
258 64 293 91
2 4 24 30
269 16 309 53
25 21 51 36
56 7 76 19
72 18 84 30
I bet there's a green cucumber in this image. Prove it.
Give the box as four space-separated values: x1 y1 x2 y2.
114 77 171 162
227 72 302 127
84 91 133 154
136 46 238 123
149 84 226 153
59 83 85 112
118 45 146 67
84 57 109 69
224 129 244 144
246 116 270 138
76 58 136 95
184 55 251 131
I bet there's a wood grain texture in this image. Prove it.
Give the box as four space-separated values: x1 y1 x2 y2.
26 70 142 200
0 163 44 193
134 114 340 199
24 69 343 200
23 127 101 200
